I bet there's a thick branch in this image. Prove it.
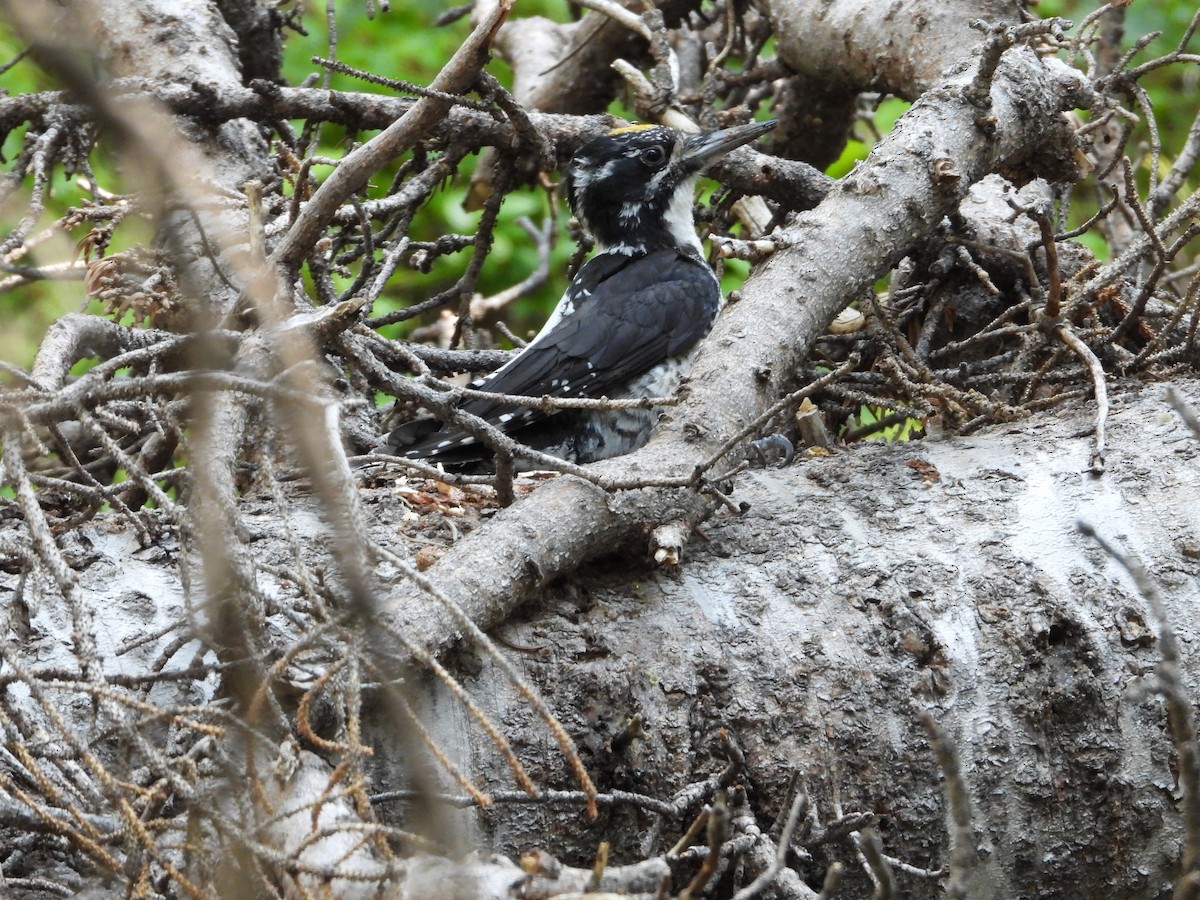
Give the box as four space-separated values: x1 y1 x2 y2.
762 0 1026 101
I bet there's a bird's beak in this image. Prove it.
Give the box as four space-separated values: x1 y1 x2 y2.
678 119 777 172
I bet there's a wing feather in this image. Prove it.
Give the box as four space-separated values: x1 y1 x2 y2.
465 250 717 413
386 248 720 459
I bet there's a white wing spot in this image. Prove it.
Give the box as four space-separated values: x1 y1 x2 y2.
499 413 513 423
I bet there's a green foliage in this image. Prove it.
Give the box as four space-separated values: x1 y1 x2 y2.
285 3 466 89
719 257 750 295
846 406 923 442
0 0 1197 375
826 97 911 179
281 2 581 344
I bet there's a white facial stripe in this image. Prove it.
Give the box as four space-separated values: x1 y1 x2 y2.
572 176 590 219
662 174 702 255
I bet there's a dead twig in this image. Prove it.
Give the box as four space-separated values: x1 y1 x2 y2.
920 712 976 899
1055 327 1108 473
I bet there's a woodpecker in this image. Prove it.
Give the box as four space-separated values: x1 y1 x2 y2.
384 118 777 469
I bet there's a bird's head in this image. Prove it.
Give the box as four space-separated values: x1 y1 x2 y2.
563 119 777 256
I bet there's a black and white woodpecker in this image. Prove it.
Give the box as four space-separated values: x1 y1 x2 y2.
384 118 777 469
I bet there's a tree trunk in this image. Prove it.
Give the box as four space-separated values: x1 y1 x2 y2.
365 377 1200 898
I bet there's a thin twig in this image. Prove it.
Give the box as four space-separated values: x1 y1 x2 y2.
920 712 975 899
732 787 808 900
1056 327 1107 473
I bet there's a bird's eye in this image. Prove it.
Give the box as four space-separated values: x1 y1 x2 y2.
641 146 666 166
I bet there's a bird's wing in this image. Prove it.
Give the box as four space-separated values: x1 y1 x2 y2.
386 249 720 458
463 249 719 415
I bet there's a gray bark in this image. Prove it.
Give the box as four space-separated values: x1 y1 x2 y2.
11 377 1195 897
0 0 1196 896
379 377 1200 898
763 0 1028 100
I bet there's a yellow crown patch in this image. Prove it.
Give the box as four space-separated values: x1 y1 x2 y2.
607 124 658 135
